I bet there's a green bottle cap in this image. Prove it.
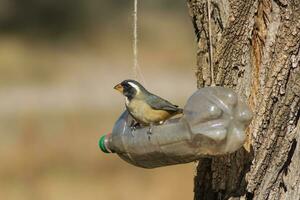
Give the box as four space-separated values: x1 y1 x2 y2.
99 135 110 153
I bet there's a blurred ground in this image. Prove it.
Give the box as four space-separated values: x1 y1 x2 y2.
0 1 197 200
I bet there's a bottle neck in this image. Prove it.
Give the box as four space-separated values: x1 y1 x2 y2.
99 134 113 153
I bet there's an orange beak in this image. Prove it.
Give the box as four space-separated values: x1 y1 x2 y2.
114 84 124 93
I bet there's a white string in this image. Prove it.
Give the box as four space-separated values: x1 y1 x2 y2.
133 0 138 79
207 0 215 86
133 0 147 85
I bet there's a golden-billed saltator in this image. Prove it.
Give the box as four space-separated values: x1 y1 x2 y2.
114 80 182 133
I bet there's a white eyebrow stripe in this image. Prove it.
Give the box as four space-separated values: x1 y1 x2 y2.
128 82 140 94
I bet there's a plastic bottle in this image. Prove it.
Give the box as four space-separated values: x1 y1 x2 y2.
99 86 252 168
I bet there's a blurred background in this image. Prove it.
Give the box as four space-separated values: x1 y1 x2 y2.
0 1 197 199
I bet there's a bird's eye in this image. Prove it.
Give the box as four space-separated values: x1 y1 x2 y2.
124 83 130 89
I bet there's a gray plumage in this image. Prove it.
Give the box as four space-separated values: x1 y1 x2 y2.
145 93 182 113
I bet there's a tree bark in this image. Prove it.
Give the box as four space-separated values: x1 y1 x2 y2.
187 0 300 199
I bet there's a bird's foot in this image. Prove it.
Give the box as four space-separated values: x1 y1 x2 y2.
130 121 141 136
147 125 153 135
130 121 141 129
147 124 153 140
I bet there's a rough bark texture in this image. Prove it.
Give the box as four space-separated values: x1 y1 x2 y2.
187 0 300 199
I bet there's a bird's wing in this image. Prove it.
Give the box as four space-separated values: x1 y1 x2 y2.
145 94 181 112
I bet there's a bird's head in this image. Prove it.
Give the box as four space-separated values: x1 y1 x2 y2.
114 80 146 100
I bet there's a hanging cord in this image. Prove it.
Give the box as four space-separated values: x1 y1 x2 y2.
133 0 147 85
207 0 215 86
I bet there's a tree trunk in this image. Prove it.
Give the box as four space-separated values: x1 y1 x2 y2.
187 0 300 199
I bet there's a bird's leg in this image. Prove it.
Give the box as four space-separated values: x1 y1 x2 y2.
130 120 140 130
129 120 135 130
129 121 135 137
147 123 153 135
134 122 141 130
130 120 141 136
147 124 153 141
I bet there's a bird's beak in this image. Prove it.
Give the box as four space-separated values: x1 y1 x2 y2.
114 84 124 93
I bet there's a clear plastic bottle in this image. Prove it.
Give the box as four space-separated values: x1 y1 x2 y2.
99 87 252 168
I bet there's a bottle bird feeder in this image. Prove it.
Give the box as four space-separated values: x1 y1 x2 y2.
99 86 252 168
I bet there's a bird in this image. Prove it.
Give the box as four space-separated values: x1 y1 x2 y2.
114 79 183 134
